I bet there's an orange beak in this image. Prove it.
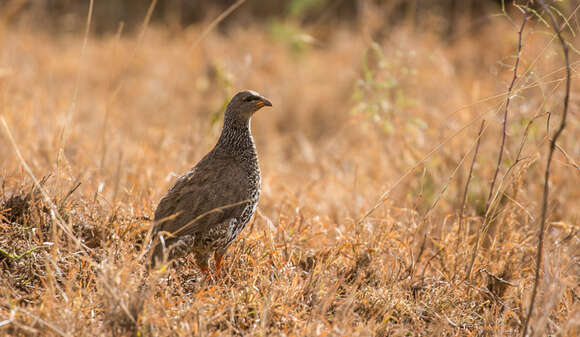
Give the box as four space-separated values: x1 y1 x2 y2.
256 97 272 108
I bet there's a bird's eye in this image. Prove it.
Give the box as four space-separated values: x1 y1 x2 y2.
243 96 259 102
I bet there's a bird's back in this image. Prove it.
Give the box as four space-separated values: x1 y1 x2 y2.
154 149 260 242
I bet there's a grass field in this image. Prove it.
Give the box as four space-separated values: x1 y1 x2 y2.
0 4 579 336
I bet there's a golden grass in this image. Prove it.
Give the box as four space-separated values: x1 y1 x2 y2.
0 10 579 337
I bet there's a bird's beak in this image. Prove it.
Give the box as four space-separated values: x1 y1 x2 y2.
256 97 272 108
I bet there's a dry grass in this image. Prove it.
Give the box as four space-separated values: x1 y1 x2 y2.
0 6 579 337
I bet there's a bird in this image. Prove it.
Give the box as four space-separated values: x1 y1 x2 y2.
149 90 272 276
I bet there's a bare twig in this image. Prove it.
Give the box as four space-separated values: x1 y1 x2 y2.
522 1 571 336
487 0 530 220
555 142 580 172
466 1 530 282
456 120 486 249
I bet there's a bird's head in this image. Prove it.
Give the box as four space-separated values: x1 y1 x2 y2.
225 90 272 122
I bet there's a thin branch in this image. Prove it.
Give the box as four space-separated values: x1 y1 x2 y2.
522 0 571 335
456 120 486 249
555 142 580 172
466 0 530 282
487 0 530 220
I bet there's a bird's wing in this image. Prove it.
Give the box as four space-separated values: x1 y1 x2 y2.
152 152 249 238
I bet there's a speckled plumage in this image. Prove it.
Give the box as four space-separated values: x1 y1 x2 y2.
150 90 271 275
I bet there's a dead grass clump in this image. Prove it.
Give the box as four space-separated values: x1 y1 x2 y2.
0 3 579 336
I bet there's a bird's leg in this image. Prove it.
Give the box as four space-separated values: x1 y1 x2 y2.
215 253 224 277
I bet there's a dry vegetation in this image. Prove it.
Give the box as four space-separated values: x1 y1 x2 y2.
0 3 579 336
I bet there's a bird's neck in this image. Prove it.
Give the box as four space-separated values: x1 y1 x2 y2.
215 117 256 156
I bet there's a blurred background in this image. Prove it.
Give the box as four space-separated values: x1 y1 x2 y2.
0 0 578 336
6 0 577 35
